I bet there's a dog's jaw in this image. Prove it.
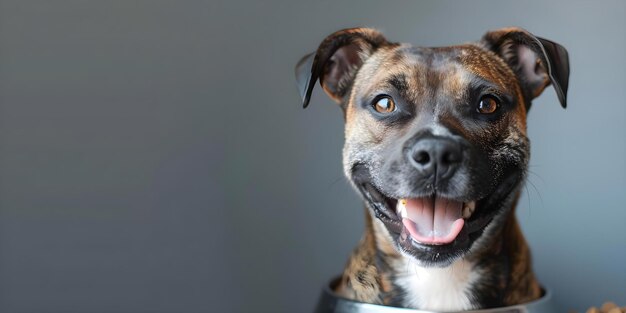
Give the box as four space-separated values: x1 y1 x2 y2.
352 192 539 310
368 214 482 311
350 161 525 268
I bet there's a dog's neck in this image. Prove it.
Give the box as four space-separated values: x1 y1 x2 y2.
394 256 481 310
336 198 541 310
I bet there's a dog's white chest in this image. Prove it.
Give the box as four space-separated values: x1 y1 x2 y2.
397 259 480 311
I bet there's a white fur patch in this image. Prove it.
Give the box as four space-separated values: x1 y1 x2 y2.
396 258 480 311
429 123 453 137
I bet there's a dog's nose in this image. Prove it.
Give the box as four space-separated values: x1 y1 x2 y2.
409 137 463 179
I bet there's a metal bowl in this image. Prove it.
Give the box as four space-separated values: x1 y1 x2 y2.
314 276 557 313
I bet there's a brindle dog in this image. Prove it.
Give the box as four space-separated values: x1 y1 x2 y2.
295 27 569 310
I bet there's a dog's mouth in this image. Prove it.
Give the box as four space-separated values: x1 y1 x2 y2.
360 183 485 245
397 197 471 245
354 165 521 262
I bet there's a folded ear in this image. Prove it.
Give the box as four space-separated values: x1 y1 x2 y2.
481 27 570 109
295 28 390 108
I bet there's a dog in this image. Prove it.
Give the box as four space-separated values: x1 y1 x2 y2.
295 27 569 311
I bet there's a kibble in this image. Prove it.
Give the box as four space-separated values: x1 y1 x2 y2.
602 302 618 312
578 302 626 313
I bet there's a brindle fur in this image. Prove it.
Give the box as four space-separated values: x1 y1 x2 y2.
336 201 541 306
296 27 568 310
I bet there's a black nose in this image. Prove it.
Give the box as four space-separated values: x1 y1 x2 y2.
409 137 463 179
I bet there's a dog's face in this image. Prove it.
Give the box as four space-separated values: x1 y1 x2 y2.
296 28 569 267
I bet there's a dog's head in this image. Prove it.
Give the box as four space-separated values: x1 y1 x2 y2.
296 27 569 267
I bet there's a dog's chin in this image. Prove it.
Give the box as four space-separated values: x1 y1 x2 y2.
353 166 522 267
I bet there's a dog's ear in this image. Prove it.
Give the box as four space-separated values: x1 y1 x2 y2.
481 27 570 109
295 28 390 108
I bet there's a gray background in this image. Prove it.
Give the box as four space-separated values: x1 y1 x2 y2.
0 0 624 312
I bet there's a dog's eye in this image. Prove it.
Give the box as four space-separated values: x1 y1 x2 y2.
477 95 499 114
373 96 396 114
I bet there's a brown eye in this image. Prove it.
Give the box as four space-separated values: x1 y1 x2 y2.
477 96 499 114
373 96 396 113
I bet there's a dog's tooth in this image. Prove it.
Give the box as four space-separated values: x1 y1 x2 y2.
467 201 476 211
462 201 476 219
397 199 408 218
462 206 471 219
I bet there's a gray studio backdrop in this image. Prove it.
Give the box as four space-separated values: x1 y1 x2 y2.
0 0 624 312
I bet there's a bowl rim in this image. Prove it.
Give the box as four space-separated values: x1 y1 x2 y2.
314 276 557 313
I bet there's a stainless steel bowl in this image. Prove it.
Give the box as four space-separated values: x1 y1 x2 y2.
314 277 558 313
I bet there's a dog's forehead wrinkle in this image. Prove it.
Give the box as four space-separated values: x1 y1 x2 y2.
359 44 517 106
351 44 484 119
458 45 521 94
422 62 472 117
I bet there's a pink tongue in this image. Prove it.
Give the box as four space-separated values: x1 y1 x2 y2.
402 197 464 245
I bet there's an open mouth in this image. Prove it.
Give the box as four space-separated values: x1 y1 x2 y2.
397 197 473 245
354 165 521 260
360 183 491 247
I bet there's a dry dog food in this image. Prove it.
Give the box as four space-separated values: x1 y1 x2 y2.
576 302 626 313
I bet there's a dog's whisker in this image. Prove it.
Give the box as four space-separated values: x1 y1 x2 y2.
523 184 533 219
327 176 346 190
526 177 545 210
527 169 546 184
